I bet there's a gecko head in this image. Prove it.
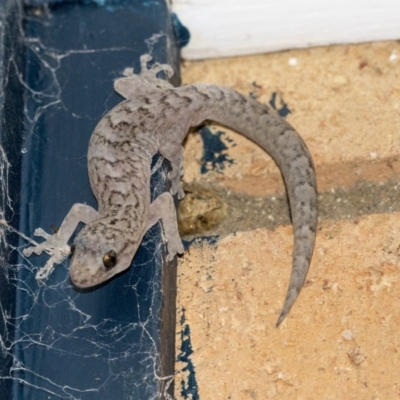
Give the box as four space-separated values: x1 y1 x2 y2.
69 222 141 288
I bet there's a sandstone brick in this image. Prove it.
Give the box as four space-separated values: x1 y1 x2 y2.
175 42 400 399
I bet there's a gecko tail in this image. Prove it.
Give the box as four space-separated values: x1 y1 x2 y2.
186 84 318 326
276 253 313 327
276 312 287 327
275 288 298 327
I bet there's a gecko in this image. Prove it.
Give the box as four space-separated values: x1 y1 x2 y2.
23 54 317 326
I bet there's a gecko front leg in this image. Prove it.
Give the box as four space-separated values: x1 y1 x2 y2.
147 192 184 261
23 203 99 280
158 144 185 200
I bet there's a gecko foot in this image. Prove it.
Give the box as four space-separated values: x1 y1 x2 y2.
165 236 184 262
169 164 185 199
170 177 185 200
139 54 174 87
148 192 184 261
23 228 67 256
23 228 71 281
115 54 174 99
121 54 171 80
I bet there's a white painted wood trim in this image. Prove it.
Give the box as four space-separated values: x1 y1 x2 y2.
172 0 400 60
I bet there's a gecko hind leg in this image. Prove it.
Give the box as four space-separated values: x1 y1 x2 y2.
139 54 174 86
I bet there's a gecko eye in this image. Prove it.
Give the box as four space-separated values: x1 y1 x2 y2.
103 250 117 269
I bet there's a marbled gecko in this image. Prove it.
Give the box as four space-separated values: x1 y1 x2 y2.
24 54 317 326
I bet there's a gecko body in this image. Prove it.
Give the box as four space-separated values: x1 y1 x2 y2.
24 55 317 326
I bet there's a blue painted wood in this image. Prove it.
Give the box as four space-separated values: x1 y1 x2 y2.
0 1 181 398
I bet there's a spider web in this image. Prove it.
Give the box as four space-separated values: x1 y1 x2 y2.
0 1 179 398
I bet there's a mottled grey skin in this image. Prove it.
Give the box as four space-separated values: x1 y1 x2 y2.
24 54 317 326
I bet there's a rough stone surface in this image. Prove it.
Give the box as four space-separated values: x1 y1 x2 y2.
176 214 400 399
175 41 400 399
